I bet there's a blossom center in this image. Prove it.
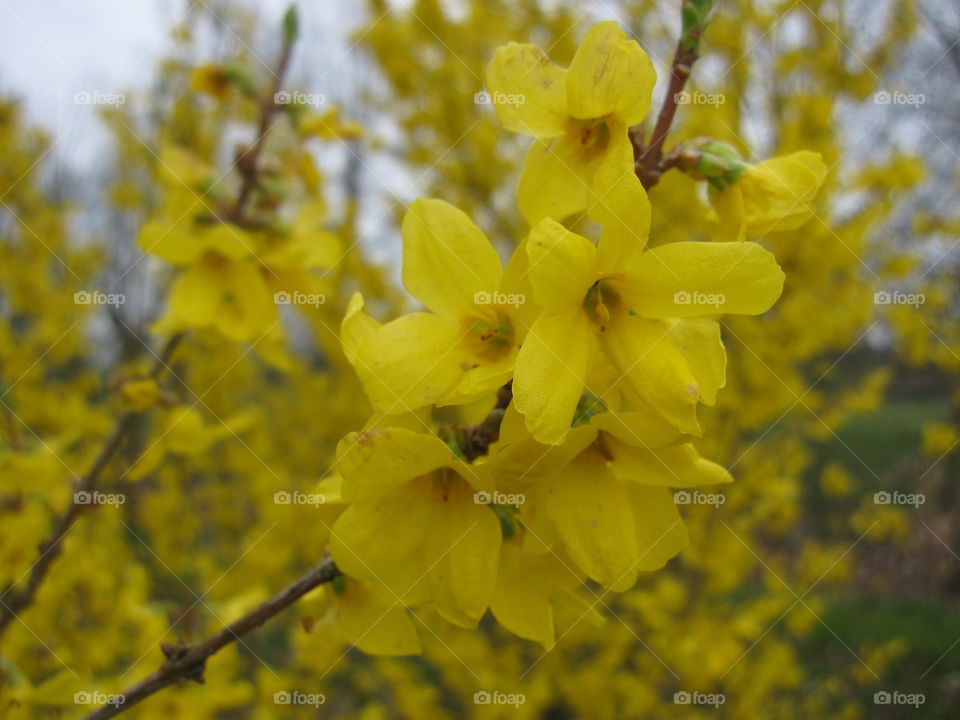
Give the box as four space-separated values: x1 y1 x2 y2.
462 308 515 362
582 279 621 331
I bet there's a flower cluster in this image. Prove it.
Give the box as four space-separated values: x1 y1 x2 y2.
321 21 811 653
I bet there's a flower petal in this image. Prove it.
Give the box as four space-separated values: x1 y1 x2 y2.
624 484 688 571
602 316 701 435
486 43 568 137
424 480 501 628
514 309 596 444
333 580 421 656
665 319 726 405
525 219 598 311
517 136 598 226
402 199 502 320
624 241 785 318
546 454 638 591
354 312 468 414
566 21 656 124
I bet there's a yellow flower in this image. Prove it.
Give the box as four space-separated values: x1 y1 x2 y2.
350 199 530 414
128 406 252 479
189 64 232 101
709 150 827 241
487 402 731 593
513 216 784 444
319 576 422 656
119 378 162 413
141 222 277 342
330 426 500 628
486 21 655 225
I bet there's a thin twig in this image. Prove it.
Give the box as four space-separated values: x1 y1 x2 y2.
80 557 342 720
0 332 185 637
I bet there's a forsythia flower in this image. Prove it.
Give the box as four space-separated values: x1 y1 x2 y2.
349 199 530 414
513 215 784 443
330 427 500 628
486 21 655 226
709 150 828 241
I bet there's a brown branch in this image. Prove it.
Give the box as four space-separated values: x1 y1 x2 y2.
453 381 513 462
229 34 295 222
0 333 185 638
80 556 342 720
636 36 700 190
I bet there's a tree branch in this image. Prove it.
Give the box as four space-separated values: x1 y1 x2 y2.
0 332 184 638
635 0 712 189
80 556 342 720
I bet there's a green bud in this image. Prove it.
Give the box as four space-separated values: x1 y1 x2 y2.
283 5 299 46
695 140 747 191
680 0 717 51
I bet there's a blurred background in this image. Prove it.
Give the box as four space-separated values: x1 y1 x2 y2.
0 0 958 717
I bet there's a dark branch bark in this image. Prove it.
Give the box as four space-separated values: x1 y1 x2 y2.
80 557 341 720
0 332 184 638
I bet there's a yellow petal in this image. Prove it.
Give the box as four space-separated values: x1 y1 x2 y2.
353 312 467 414
215 261 277 341
525 219 598 311
590 407 686 450
329 484 430 599
624 484 688 571
138 223 201 265
333 580 421 656
340 292 381 368
517 135 599 225
566 21 656 124
546 454 638 591
424 480 501 628
707 184 747 242
665 319 726 405
163 264 221 332
602 315 700 435
609 440 733 488
336 427 455 501
737 151 827 234
514 310 595 445
485 43 568 137
591 124 651 270
624 241 785 318
490 541 557 648
401 199 502 320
